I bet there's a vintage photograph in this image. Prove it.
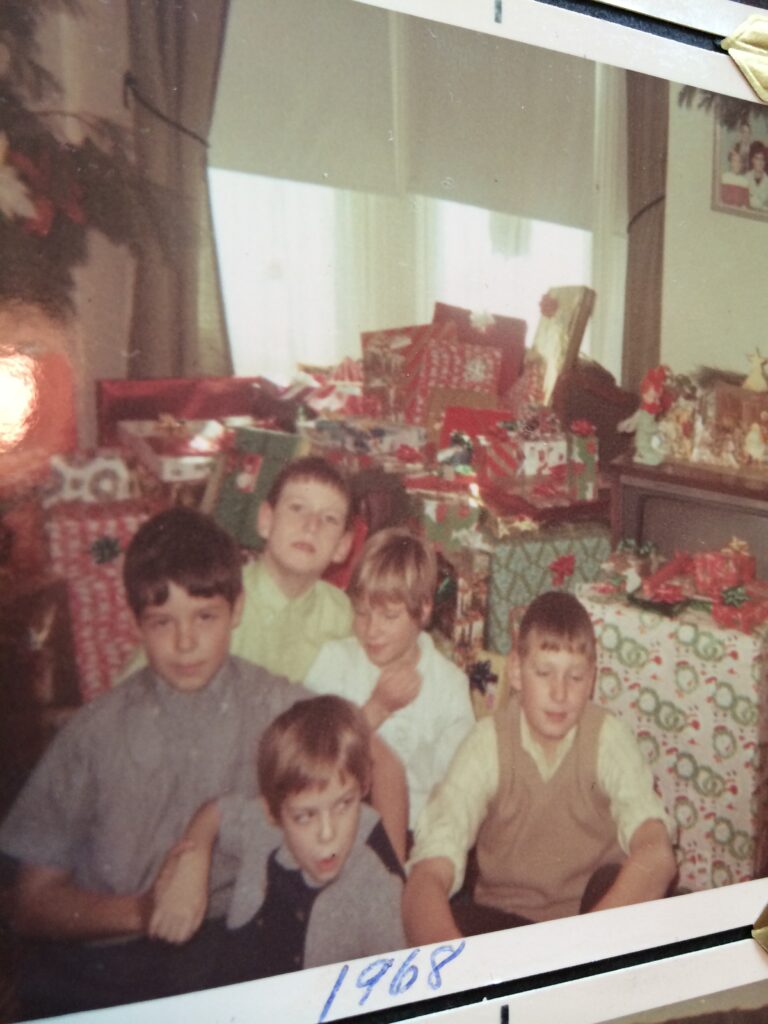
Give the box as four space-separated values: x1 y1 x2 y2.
712 102 768 219
0 1 767 1022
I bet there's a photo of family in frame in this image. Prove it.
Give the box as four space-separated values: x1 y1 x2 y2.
713 105 768 219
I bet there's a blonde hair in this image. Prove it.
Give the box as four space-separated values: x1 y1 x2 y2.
348 527 436 621
258 695 371 819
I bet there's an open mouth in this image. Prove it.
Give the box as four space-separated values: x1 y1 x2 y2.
316 854 338 875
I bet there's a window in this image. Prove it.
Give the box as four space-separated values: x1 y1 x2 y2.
209 169 593 382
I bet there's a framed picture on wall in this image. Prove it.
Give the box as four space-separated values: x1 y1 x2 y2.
712 105 768 219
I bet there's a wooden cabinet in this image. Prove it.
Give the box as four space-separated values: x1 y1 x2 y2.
609 455 768 577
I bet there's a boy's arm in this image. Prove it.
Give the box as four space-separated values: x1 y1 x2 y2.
363 658 422 730
149 800 222 944
402 857 463 944
405 719 499 944
369 734 408 863
595 713 678 911
586 818 677 912
10 863 151 941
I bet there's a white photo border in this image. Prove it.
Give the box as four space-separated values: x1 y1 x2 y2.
24 2 768 1022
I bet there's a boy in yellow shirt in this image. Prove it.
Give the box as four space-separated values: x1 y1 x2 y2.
230 455 355 681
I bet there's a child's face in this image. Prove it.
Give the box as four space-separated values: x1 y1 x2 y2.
258 478 352 590
511 629 595 758
277 771 362 886
352 597 424 669
137 581 244 692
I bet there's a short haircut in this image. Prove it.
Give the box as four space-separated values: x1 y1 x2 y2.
348 527 436 621
749 140 766 161
266 455 354 529
517 591 596 662
258 695 371 818
123 506 243 618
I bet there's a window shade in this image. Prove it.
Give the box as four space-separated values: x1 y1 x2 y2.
210 0 595 229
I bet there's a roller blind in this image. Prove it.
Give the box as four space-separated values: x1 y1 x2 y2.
210 0 595 229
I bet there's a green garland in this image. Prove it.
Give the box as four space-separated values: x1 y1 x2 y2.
0 0 156 309
678 86 768 131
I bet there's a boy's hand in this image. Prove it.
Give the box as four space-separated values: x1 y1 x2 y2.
148 843 210 945
366 656 422 728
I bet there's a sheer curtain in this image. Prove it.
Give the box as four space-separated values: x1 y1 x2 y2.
210 171 593 382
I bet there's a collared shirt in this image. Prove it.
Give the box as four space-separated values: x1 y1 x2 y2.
306 632 475 826
0 657 308 918
227 560 353 682
409 704 674 896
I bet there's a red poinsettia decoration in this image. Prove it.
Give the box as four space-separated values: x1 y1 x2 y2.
639 365 675 417
9 145 86 237
549 554 575 587
569 419 596 436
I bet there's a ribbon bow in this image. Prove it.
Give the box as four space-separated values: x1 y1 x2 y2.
468 659 498 695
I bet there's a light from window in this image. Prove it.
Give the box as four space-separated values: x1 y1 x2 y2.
209 170 592 382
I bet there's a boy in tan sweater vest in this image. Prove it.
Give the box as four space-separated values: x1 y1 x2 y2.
403 592 677 942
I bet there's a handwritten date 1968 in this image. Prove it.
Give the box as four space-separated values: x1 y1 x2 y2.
318 941 466 1022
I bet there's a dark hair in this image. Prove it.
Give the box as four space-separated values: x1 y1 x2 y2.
258 695 371 818
123 506 243 617
749 140 766 162
266 456 354 529
517 591 596 661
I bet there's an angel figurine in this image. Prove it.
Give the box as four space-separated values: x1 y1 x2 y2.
743 349 767 392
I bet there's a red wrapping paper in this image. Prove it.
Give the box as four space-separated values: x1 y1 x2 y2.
361 324 444 420
692 550 756 598
96 376 262 446
44 500 155 702
406 338 502 425
711 599 768 633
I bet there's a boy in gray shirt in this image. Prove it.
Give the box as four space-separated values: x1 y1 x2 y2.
0 507 405 1018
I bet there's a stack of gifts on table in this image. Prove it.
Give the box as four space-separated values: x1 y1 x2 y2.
596 537 768 634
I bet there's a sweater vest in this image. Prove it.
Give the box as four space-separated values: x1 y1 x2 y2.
474 698 624 922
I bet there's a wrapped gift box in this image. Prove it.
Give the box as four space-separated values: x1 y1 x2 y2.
300 418 430 475
407 337 502 426
476 431 569 489
300 358 381 420
580 582 768 891
432 303 527 398
118 419 242 483
408 491 483 554
96 376 263 446
432 547 493 669
202 427 303 549
692 547 756 598
41 449 136 507
44 500 154 702
361 322 456 420
487 521 612 654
